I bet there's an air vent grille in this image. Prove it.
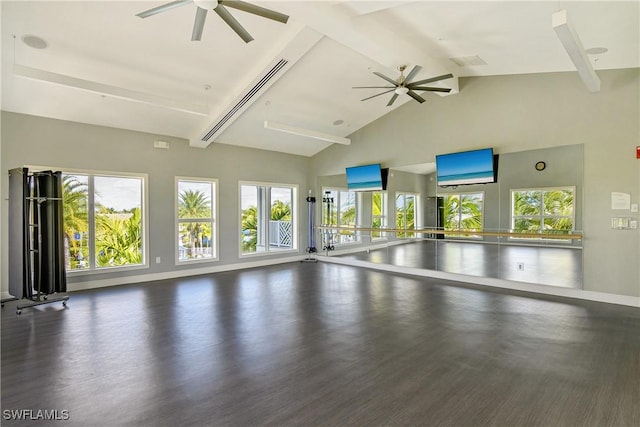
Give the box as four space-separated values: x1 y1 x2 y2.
201 58 289 143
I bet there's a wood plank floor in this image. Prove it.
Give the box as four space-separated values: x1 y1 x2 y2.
339 240 583 288
2 262 638 426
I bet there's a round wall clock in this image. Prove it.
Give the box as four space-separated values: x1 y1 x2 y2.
535 161 546 171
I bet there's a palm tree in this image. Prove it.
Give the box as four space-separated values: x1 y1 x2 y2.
62 175 89 269
271 200 291 220
443 194 483 235
178 189 211 258
95 207 142 266
242 201 293 252
372 192 384 238
543 190 573 233
241 206 258 252
396 196 415 238
512 189 573 235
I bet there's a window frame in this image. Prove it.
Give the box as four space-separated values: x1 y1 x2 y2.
395 192 420 239
437 191 485 239
239 181 298 257
175 177 219 265
371 191 388 240
510 186 576 241
54 167 149 275
321 187 360 245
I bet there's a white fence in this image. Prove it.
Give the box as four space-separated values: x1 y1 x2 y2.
269 220 293 248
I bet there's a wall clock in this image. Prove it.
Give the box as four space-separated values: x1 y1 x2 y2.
535 161 546 171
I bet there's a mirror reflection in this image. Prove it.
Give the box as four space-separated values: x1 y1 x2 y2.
316 145 583 289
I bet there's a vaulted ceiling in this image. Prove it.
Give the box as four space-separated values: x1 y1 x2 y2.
2 1 638 156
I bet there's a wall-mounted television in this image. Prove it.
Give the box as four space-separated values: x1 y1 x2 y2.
346 163 387 191
436 148 497 187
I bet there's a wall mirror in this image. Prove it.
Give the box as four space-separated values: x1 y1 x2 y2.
316 145 584 289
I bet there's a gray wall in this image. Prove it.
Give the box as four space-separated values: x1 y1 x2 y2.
1 112 311 292
311 69 640 298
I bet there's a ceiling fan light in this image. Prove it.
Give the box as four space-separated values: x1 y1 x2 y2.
395 87 409 95
194 0 219 10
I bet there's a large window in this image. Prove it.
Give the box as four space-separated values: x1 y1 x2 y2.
322 188 358 244
511 187 575 238
395 192 419 238
440 192 484 238
240 183 297 255
63 172 146 271
371 191 387 239
177 178 217 263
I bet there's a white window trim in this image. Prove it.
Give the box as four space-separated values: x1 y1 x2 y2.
175 176 219 265
29 166 150 275
239 181 298 258
371 191 388 241
437 191 485 240
510 186 576 242
395 191 421 238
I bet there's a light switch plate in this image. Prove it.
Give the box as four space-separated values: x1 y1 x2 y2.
632 203 639 213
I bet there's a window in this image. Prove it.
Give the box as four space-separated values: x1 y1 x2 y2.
322 188 358 244
440 192 484 238
240 183 297 255
511 187 575 238
395 192 419 238
177 178 217 263
371 191 387 239
63 172 146 271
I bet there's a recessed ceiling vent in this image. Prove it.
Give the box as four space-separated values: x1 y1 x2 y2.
194 58 289 147
449 55 487 67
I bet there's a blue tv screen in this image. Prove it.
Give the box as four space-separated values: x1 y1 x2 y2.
346 163 383 191
436 148 496 186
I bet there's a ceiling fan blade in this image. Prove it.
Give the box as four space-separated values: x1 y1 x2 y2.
191 7 208 41
387 93 399 106
404 65 422 84
220 0 289 24
408 86 452 93
214 5 254 43
409 73 454 87
353 86 395 89
407 90 426 103
373 71 400 87
360 89 395 101
136 0 192 18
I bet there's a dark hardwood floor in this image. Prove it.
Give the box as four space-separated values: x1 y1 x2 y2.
338 240 583 288
2 262 638 426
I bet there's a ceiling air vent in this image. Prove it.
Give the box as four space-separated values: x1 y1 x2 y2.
449 55 487 67
193 58 289 148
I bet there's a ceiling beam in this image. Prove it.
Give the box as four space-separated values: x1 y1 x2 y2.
552 9 600 93
190 23 323 148
13 64 209 116
264 121 351 145
277 1 459 94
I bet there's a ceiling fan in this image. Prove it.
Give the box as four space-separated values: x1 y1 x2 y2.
354 65 453 106
136 0 289 43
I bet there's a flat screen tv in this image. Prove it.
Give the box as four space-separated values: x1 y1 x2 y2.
436 148 497 187
346 163 384 191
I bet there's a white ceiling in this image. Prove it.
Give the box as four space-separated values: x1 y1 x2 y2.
2 1 639 157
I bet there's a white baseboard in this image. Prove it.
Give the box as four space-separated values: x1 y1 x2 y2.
318 255 640 308
1 291 16 300
67 255 307 292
